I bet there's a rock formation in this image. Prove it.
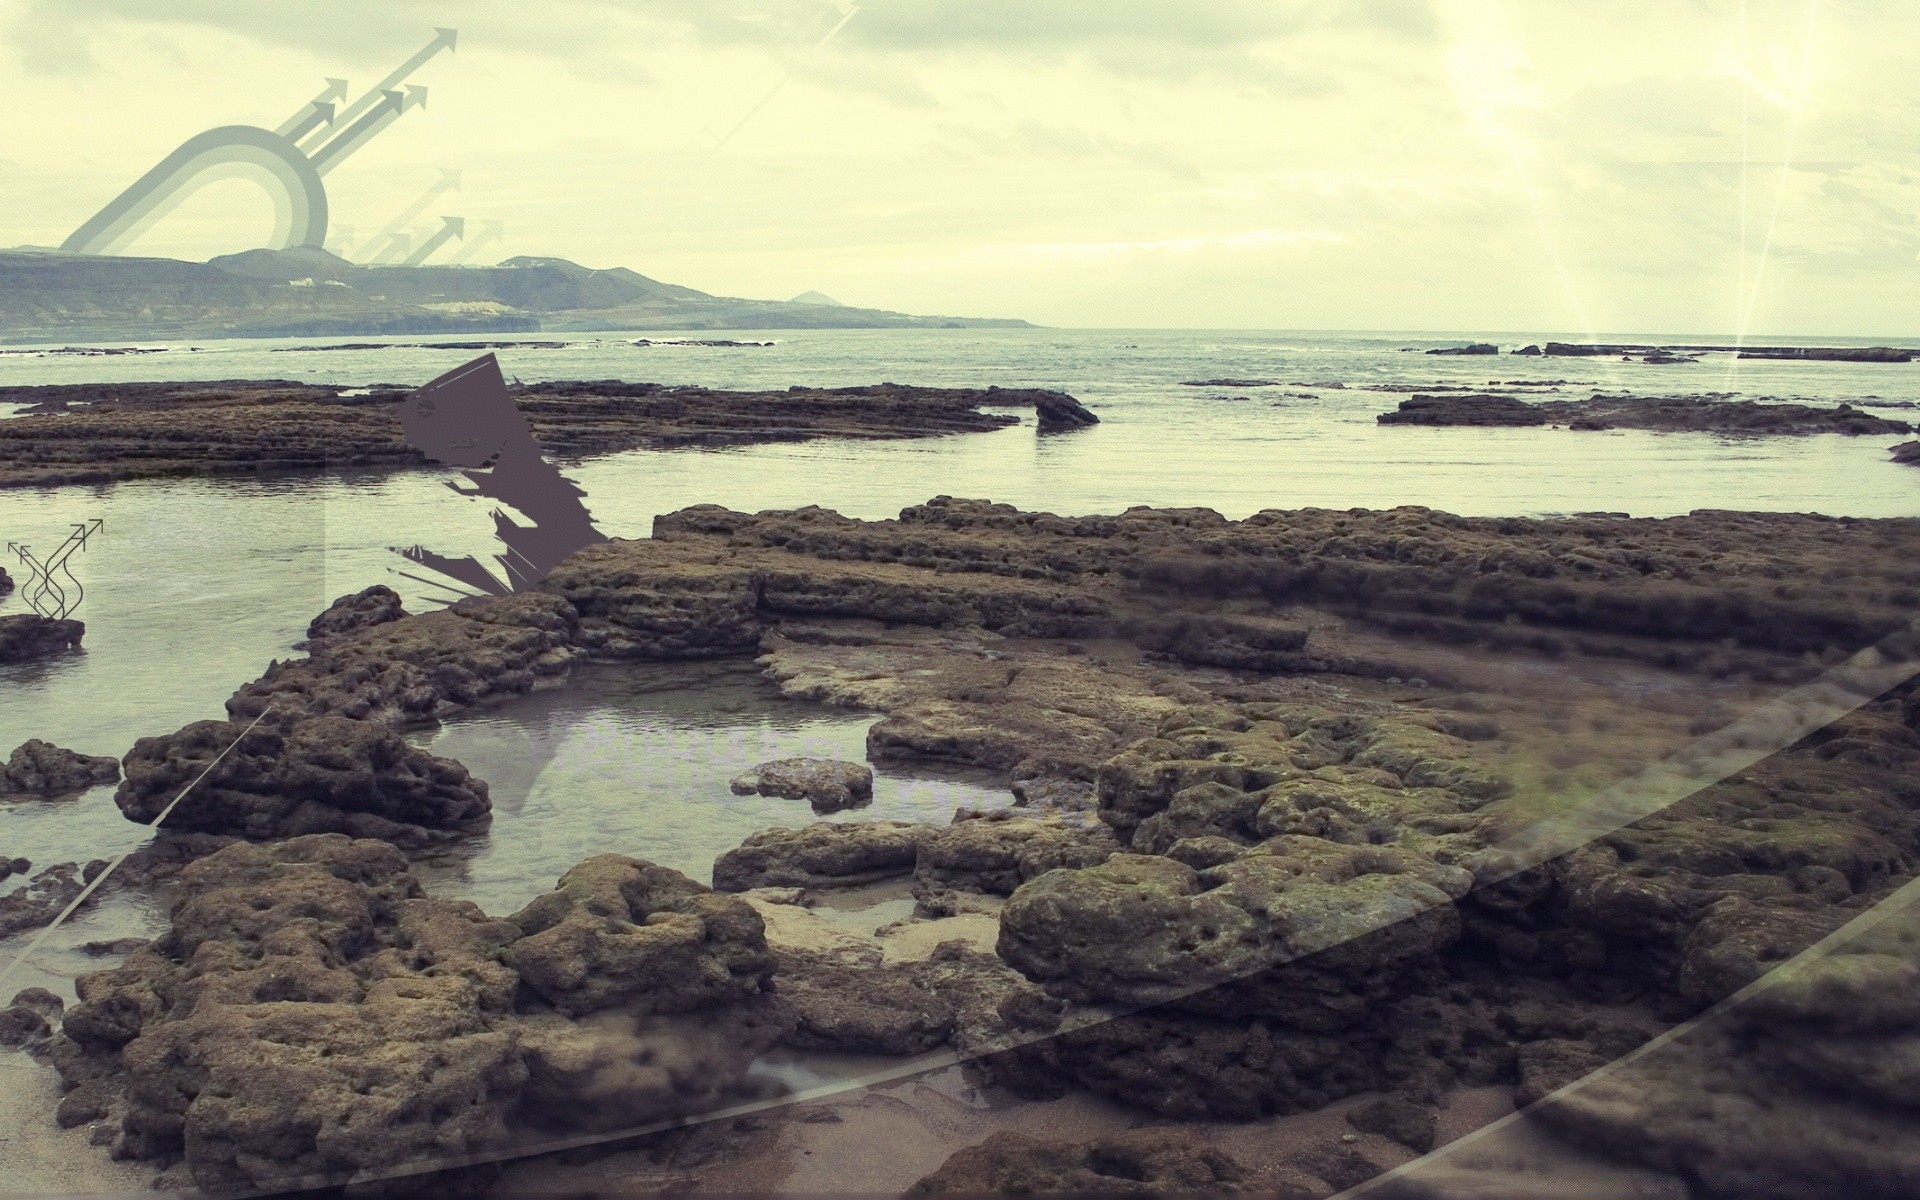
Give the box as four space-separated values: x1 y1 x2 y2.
114 715 490 843
50 836 789 1193
907 1127 1247 1195
305 584 407 641
0 614 83 663
0 379 1094 488
0 739 120 794
729 758 874 814
1380 392 1913 436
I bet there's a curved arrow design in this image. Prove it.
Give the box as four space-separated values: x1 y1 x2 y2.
63 31 453 257
9 544 64 621
60 126 329 255
8 521 102 620
401 215 464 264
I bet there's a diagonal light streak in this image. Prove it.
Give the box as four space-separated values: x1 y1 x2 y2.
0 701 279 998
1734 0 1823 355
710 4 861 151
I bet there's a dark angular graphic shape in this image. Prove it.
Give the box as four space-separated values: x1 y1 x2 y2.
392 353 605 595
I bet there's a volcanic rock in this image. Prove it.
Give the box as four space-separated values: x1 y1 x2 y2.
504 854 775 1017
1377 395 1547 426
49 835 787 1193
912 811 1120 915
114 715 490 842
305 584 407 641
908 1127 1247 1195
0 739 120 794
729 757 874 814
712 821 930 891
0 614 83 663
1027 388 1100 433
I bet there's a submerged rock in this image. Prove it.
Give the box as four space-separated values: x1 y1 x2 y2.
0 861 99 938
1377 394 1547 426
0 739 119 794
729 757 874 814
0 615 83 663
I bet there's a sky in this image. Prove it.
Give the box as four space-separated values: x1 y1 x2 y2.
0 0 1916 334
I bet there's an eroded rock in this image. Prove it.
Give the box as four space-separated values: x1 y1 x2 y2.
50 835 788 1193
115 715 490 843
0 739 119 794
712 821 929 891
729 757 873 814
0 614 83 663
305 584 407 642
908 1127 1246 1196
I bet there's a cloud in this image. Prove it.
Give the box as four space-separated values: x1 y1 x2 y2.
2 0 1441 81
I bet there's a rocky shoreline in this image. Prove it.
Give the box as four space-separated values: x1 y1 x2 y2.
6 498 1920 1194
1378 391 1913 436
0 379 1097 489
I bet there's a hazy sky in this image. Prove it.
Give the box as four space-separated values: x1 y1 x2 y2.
1 0 1916 334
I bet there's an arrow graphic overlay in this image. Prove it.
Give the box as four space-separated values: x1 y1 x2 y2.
372 231 412 264
354 167 461 260
401 215 465 265
298 28 455 152
274 79 348 140
449 218 504 264
307 86 426 177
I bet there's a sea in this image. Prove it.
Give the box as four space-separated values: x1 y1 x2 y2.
0 326 1913 999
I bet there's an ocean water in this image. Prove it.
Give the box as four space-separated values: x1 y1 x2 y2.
0 326 1913 995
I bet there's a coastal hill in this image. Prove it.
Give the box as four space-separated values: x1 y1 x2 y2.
0 246 1029 343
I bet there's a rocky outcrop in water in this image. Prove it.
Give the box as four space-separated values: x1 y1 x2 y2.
1376 394 1548 426
114 716 491 843
729 757 874 813
0 739 120 794
49 835 789 1194
304 584 407 642
0 379 1091 488
1378 393 1912 435
0 614 83 663
1026 388 1100 433
71 495 1920 1192
0 860 101 938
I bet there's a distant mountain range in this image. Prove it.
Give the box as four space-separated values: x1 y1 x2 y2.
0 247 1029 343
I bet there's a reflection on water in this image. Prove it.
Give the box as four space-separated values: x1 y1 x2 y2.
407 661 1010 911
